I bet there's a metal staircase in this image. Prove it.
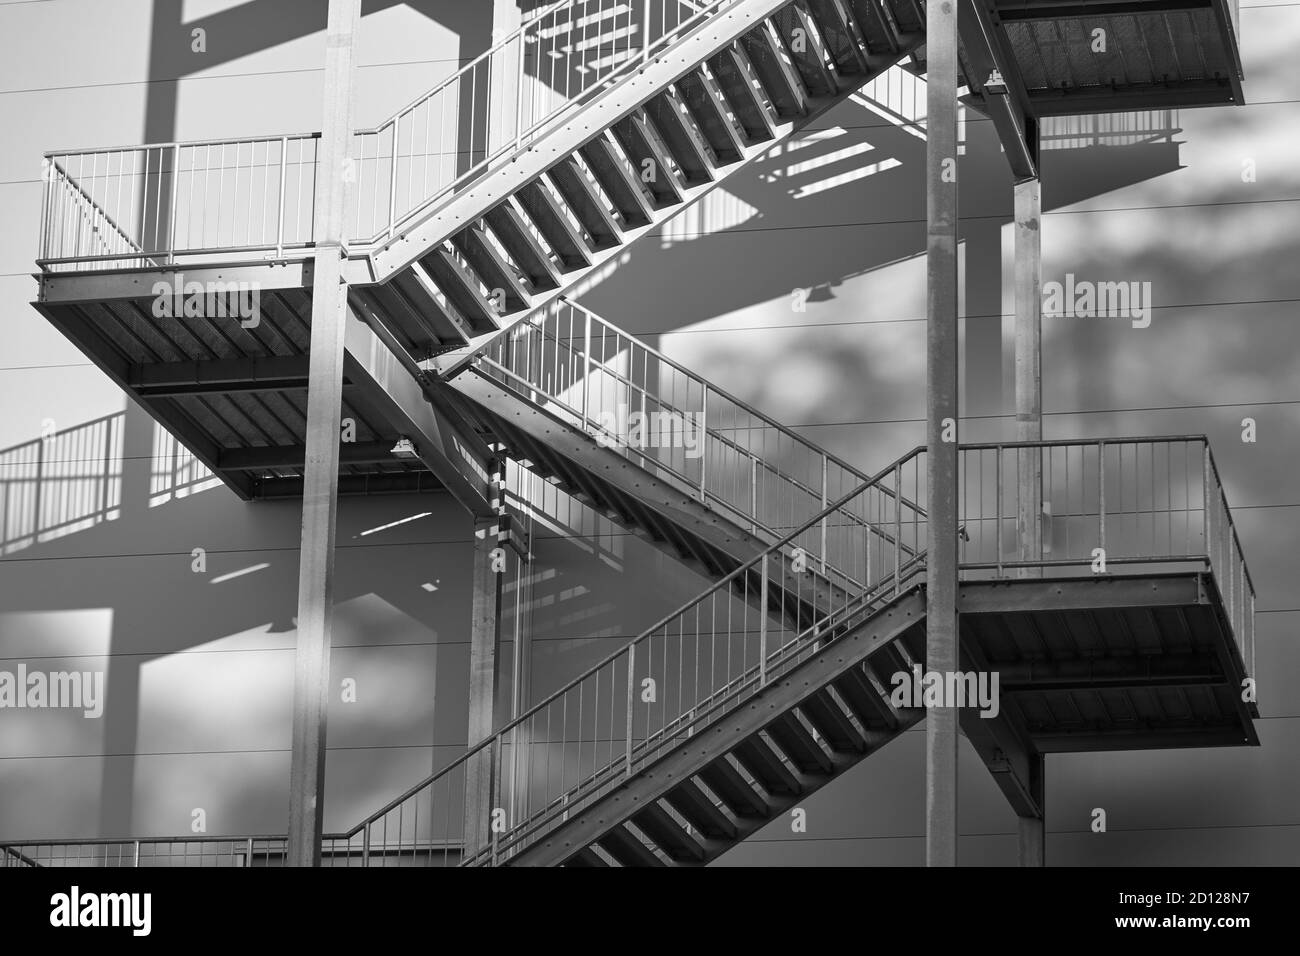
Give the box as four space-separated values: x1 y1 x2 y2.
16 0 1256 868
348 0 929 380
311 434 1256 867
36 0 928 505
436 297 924 630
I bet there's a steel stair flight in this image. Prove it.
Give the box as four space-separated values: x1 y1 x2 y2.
347 0 927 368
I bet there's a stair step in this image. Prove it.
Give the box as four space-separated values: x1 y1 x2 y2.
421 246 500 334
515 180 594 269
611 112 686 207
665 779 738 840
708 46 778 143
674 69 747 164
767 712 834 775
376 271 467 348
700 757 772 819
451 223 531 314
547 157 624 247
887 0 925 35
845 0 901 55
645 92 717 185
578 135 656 227
806 0 872 75
482 202 563 291
734 735 803 796
739 22 809 119
597 823 664 867
800 687 868 753
832 663 895 730
566 846 610 867
772 4 838 96
633 803 707 863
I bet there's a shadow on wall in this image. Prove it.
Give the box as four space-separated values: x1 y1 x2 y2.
0 401 710 839
13 1 1246 843
577 90 1186 474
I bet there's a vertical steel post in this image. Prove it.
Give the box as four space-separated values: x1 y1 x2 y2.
642 0 651 64
1017 753 1046 866
275 137 289 257
625 645 636 777
820 453 829 572
387 123 400 239
924 0 960 869
699 384 709 501
166 144 180 264
759 553 769 685
582 308 592 423
1014 176 1042 581
465 513 505 859
287 0 361 868
1013 169 1045 866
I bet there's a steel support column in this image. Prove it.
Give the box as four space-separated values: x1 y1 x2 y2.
1013 174 1044 865
465 512 505 857
1018 754 1046 866
925 0 960 868
1014 176 1042 579
286 0 361 868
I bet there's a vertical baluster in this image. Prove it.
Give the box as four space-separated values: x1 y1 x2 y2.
893 461 902 592
820 453 828 572
996 446 1003 576
167 143 180 264
275 137 288 257
750 454 759 533
1098 440 1106 559
514 33 525 150
699 384 709 501
582 307 592 423
759 553 768 686
1202 442 1211 572
625 645 636 778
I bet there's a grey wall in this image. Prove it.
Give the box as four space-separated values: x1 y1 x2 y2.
0 0 1295 864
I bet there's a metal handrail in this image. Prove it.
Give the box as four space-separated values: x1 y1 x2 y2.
38 0 746 268
342 456 919 837
340 444 924 843
0 439 1255 865
352 0 743 245
468 297 928 568
494 297 882 486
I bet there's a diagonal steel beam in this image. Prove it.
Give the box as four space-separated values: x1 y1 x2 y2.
959 634 1044 818
343 307 495 518
958 0 1038 181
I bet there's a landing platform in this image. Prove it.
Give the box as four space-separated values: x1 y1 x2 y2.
958 572 1259 751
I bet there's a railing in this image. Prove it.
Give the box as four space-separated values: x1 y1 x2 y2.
469 297 926 586
0 439 1254 866
336 447 927 866
330 436 1255 868
1039 110 1181 149
0 835 462 867
952 437 1254 672
38 0 745 270
40 134 322 271
0 836 290 867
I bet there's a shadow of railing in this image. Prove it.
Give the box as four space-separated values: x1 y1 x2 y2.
0 413 219 556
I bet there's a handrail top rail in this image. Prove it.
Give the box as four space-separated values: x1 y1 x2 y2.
43 131 322 160
549 297 882 487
